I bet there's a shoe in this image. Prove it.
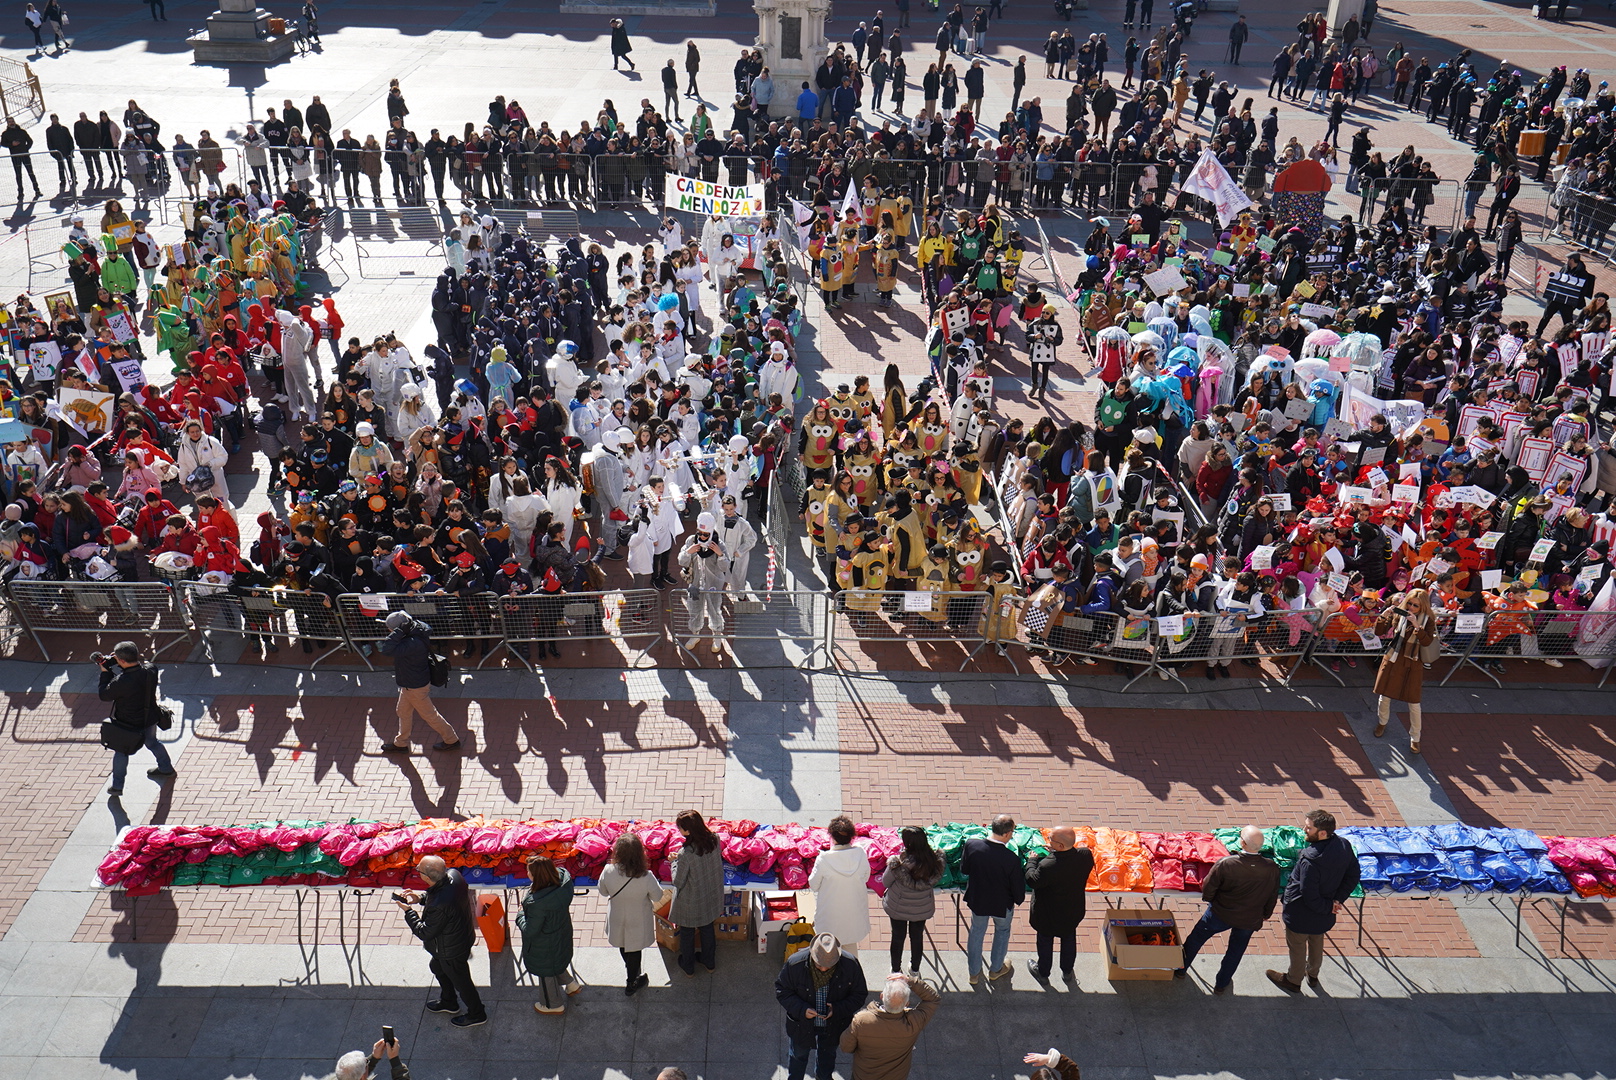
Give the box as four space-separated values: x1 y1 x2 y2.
267 643 279 653
1025 960 1047 979
565 981 582 995
432 740 461 752
602 550 626 561
146 767 176 778
107 786 123 796
1157 668 1169 681
1346 658 1357 668
1330 661 1341 673
1206 668 1217 681
710 639 722 653
1212 982 1230 995
1409 741 1421 754
425 1000 458 1013
685 636 701 651
1061 969 1075 982
1543 658 1564 668
625 973 649 996
1373 723 1387 738
1172 968 1187 979
450 1014 487 1028
1307 975 1321 988
907 968 920 978
988 963 1012 981
381 742 410 754
534 1002 565 1014
548 644 561 659
1265 970 1303 993
968 972 982 986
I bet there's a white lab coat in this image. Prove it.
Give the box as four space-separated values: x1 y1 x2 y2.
717 512 757 592
545 479 581 546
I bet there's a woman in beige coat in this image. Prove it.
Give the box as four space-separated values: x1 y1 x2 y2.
1373 588 1437 754
597 832 666 996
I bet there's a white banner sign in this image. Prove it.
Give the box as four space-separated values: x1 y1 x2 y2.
667 175 766 217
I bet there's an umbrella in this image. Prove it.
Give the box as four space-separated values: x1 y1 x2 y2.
1302 328 1342 358
1130 330 1166 354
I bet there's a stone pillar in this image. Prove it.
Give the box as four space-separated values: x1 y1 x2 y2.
1325 0 1364 43
754 0 832 116
191 0 296 64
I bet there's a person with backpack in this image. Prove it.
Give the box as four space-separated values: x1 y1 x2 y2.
377 610 461 755
96 641 174 796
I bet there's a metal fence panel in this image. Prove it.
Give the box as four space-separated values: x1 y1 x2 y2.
828 588 999 672
178 582 348 669
668 588 830 667
4 580 194 661
336 592 504 669
1142 606 1323 690
494 588 662 671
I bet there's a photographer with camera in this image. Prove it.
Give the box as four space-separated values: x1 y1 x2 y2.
678 511 728 654
95 641 174 796
322 1034 409 1080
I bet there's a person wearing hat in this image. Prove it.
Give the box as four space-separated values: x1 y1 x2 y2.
377 610 461 755
775 932 869 1080
584 428 630 561
678 511 729 654
717 494 758 598
96 641 174 796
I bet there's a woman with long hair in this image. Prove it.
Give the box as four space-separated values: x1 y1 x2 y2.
1373 588 1437 754
669 809 725 976
518 855 581 1014
597 832 665 996
881 826 943 975
541 456 582 547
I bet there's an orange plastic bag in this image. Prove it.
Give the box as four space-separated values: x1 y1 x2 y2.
477 892 506 952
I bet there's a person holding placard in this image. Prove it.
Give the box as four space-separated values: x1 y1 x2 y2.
1372 589 1436 754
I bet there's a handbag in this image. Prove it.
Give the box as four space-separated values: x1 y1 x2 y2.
185 465 216 493
428 650 450 687
100 721 144 755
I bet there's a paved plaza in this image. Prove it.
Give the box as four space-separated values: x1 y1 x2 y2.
3 0 1616 1077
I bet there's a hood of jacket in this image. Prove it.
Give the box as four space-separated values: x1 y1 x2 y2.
817 844 867 879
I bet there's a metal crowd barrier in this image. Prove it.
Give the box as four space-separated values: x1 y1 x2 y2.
3 579 194 661
668 587 830 668
179 582 347 669
336 592 503 670
493 588 661 671
828 588 999 672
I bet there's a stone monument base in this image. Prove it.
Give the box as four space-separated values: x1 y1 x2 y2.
191 30 297 63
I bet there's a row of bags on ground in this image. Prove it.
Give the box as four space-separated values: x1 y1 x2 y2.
94 817 1616 899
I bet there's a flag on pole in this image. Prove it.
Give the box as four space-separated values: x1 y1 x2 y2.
840 177 860 220
1180 149 1253 228
789 198 816 246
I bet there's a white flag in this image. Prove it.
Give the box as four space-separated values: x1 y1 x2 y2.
840 177 861 220
1180 149 1253 228
790 198 816 247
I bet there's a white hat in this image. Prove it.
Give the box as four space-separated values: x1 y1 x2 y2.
355 422 375 437
728 434 750 453
602 428 623 450
697 511 717 531
769 341 788 355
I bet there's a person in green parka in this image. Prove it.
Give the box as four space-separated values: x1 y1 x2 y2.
518 854 581 1014
99 234 137 299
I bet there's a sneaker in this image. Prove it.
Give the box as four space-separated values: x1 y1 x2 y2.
425 1000 458 1013
602 550 626 561
1157 668 1169 681
710 639 722 653
450 1014 487 1028
107 786 123 796
534 1002 565 1015
146 767 176 778
988 963 1012 981
1543 658 1564 668
1212 983 1230 995
685 636 701 651
1025 960 1047 980
565 981 582 995
381 742 410 754
907 968 920 978
432 740 461 752
1172 968 1187 979
968 972 982 986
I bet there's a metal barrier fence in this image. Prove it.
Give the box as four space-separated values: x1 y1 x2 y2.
179 582 348 669
335 592 503 669
0 58 44 124
345 206 448 279
668 587 830 668
4 579 194 661
494 588 662 671
1542 186 1616 263
828 588 1000 672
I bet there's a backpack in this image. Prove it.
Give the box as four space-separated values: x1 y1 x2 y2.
782 918 816 960
428 650 450 687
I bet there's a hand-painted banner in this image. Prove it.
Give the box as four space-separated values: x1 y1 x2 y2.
667 175 767 217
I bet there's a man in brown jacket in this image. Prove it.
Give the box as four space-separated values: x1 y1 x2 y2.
1172 824 1281 993
839 973 939 1080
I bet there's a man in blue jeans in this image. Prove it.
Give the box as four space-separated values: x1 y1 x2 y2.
97 641 175 796
960 814 1025 985
1174 824 1281 993
776 933 867 1080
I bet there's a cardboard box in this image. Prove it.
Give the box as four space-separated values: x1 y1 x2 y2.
657 892 753 948
1099 908 1183 981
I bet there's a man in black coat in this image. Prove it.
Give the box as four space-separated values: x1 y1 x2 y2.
1268 809 1361 992
378 611 461 754
775 932 868 1080
1024 825 1094 982
97 641 174 796
395 855 485 1027
960 813 1026 984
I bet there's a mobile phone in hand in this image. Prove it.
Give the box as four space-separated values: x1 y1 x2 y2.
382 1025 395 1046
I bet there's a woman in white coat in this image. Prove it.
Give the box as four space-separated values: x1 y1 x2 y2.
502 475 549 565
808 815 871 954
541 457 582 547
640 475 684 589
392 382 436 449
597 832 666 996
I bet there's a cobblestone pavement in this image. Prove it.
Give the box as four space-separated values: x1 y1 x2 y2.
3 0 1616 1077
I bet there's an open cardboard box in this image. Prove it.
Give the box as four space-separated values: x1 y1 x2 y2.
1100 908 1183 981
